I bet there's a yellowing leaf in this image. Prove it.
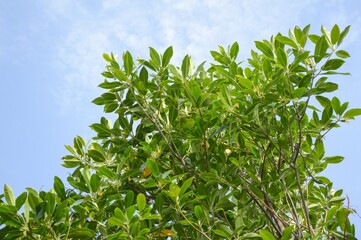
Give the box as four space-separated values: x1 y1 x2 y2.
141 166 152 178
158 229 174 237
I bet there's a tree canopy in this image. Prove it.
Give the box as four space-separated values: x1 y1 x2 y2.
0 24 360 239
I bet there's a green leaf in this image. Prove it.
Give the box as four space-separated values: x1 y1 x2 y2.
0 204 17 213
275 35 298 49
324 156 344 164
4 184 15 206
263 58 272 76
101 92 116 100
54 176 66 199
104 102 118 113
114 207 127 222
343 108 361 119
335 50 350 58
255 41 274 58
169 183 180 198
329 196 346 203
317 82 338 93
69 228 96 238
259 229 277 240
162 46 173 67
108 216 124 226
146 159 160 177
242 233 261 238
337 208 350 231
321 25 332 48
103 53 112 62
331 97 341 114
137 193 146 211
213 228 231 238
314 36 328 63
149 47 161 69
211 51 224 63
45 192 56 216
155 193 164 212
101 71 114 78
308 34 320 44
326 206 338 222
90 174 100 192
126 205 137 220
125 191 134 208
316 96 331 107
238 76 253 89
322 59 345 71
113 69 126 81
276 48 288 67
98 166 115 180
123 51 134 75
26 188 42 210
179 177 193 197
293 26 307 47
292 51 309 68
92 97 105 105
110 60 120 69
90 123 111 135
331 24 340 45
169 64 183 79
193 205 205 220
338 25 350 46
230 42 239 59
88 149 106 162
98 80 122 89
281 226 294 240
191 82 202 103
15 192 27 210
340 102 349 115
35 202 46 219
321 105 333 124
181 55 191 78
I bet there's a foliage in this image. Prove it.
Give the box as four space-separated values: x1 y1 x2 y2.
0 25 360 239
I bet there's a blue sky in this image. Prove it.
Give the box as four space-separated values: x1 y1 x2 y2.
1 0 360 235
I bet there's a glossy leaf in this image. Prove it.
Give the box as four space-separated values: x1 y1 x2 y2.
324 156 344 164
331 24 340 45
322 59 345 71
255 41 274 58
338 25 350 46
146 159 160 177
69 229 96 238
335 50 350 58
0 24 357 240
179 177 193 198
343 108 361 119
123 51 134 75
181 55 191 78
275 35 298 49
15 192 27 210
314 36 328 63
149 47 161 69
4 184 15 206
162 46 173 67
230 42 239 58
137 193 146 211
260 229 277 240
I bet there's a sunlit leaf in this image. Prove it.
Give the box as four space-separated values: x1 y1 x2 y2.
4 184 15 206
137 193 146 211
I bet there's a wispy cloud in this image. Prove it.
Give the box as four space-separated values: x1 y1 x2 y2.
44 0 358 115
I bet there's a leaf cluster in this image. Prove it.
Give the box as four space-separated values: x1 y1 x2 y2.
0 25 359 239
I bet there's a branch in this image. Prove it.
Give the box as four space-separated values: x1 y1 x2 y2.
238 173 287 237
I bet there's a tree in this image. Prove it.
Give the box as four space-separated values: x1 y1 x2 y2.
0 24 359 239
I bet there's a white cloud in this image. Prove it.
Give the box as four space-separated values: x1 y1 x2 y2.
46 0 358 115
